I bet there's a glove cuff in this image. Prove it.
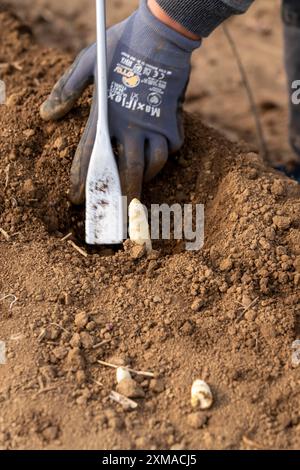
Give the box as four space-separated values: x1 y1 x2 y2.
139 0 201 53
154 0 253 38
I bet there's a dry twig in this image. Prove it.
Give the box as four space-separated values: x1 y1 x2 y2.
97 359 155 378
4 164 10 189
92 340 111 350
12 62 23 71
49 322 70 334
91 378 103 387
35 386 59 396
237 297 259 321
67 240 88 258
0 228 10 241
61 232 73 242
109 391 138 409
0 294 17 310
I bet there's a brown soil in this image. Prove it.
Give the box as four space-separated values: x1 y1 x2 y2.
1 9 300 450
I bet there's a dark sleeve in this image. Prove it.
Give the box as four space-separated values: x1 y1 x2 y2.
155 0 255 37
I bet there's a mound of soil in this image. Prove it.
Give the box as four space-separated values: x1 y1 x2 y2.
0 11 300 450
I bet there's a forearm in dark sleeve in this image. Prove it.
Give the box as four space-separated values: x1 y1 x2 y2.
155 0 254 37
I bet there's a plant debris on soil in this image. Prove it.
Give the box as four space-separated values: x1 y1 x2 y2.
0 10 300 450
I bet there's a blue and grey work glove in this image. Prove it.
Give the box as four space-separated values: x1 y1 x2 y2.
281 1 300 182
40 0 201 204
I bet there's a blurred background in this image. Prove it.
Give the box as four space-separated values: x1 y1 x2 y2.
5 0 289 164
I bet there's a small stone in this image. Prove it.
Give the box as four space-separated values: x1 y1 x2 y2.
294 257 300 273
229 212 239 222
147 250 160 260
6 91 24 107
273 216 291 230
63 292 72 306
80 332 94 349
45 123 56 135
187 412 208 429
246 168 258 180
75 370 86 385
259 238 271 250
46 326 60 341
86 321 96 331
149 379 165 393
180 320 195 336
292 340 300 367
53 136 67 151
74 312 89 330
219 258 233 272
76 395 87 406
77 389 91 405
52 346 68 361
191 299 204 312
244 309 257 321
22 178 36 198
147 260 158 273
116 378 145 399
23 129 35 138
271 180 285 197
42 425 59 442
265 227 275 241
59 148 69 159
141 379 149 388
130 244 146 260
241 294 252 309
69 333 81 348
65 348 85 371
9 150 17 162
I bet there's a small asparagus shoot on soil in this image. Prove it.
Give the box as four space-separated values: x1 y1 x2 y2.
129 198 152 254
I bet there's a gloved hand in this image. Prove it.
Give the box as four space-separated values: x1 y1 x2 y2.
40 0 201 204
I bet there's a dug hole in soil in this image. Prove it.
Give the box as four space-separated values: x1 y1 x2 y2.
0 10 300 450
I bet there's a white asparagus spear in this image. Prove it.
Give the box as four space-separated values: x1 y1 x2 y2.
129 198 152 254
